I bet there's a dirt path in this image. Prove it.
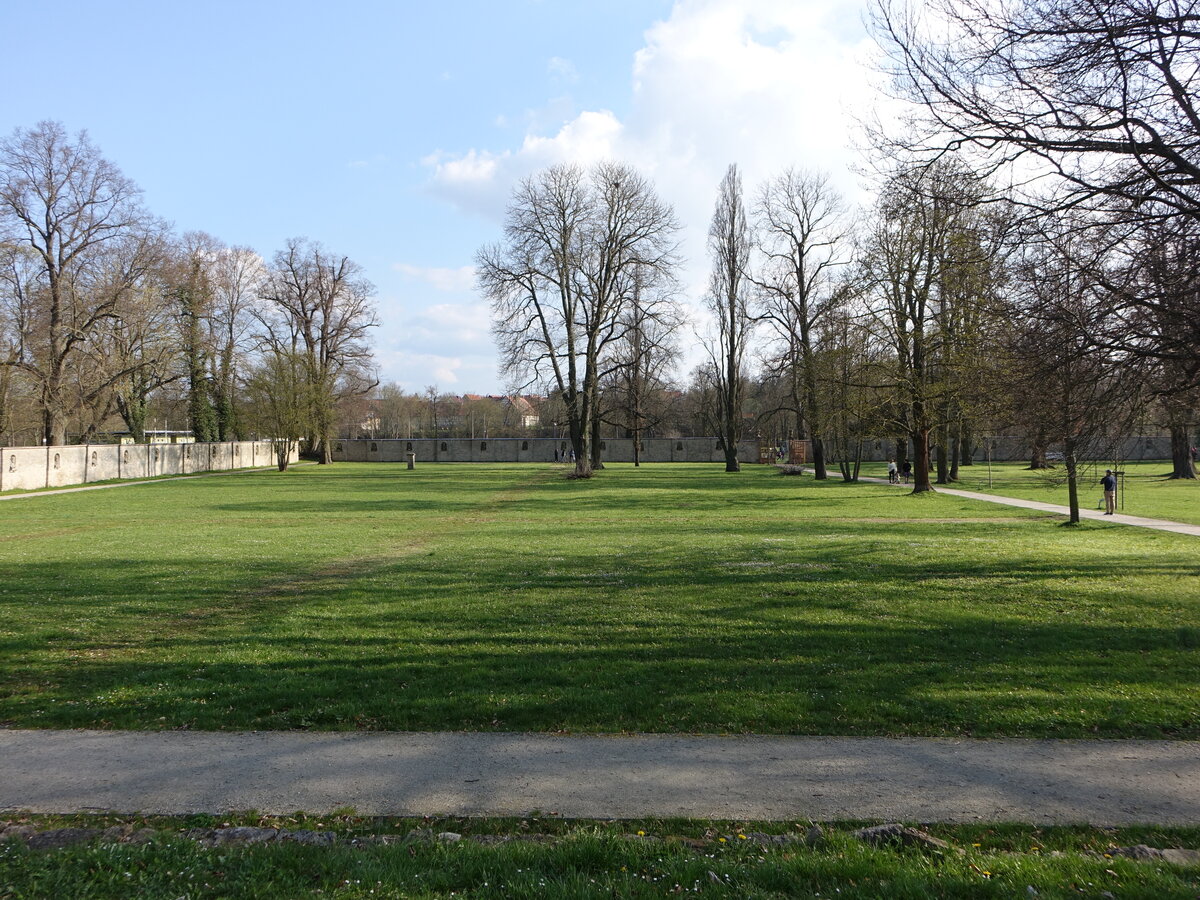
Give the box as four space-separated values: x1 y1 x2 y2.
2 730 1198 825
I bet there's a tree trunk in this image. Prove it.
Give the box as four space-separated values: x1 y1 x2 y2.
1169 423 1197 479
959 424 973 467
1029 431 1049 469
811 434 827 480
935 436 949 484
910 428 934 493
589 411 605 471
275 440 291 472
723 440 740 473
1064 443 1080 524
568 413 592 479
949 434 961 482
44 403 66 447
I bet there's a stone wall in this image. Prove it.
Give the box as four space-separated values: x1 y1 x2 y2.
332 435 1175 466
332 437 762 464
854 436 1174 464
0 440 294 492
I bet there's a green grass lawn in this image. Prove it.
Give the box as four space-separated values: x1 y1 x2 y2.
3 813 1199 899
860 458 1200 524
2 463 1198 737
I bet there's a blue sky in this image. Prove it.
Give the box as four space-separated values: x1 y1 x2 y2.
2 0 881 393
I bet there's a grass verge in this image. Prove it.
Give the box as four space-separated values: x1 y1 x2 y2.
2 813 1198 899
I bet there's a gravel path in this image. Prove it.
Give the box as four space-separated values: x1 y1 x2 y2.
2 730 1198 825
860 475 1200 536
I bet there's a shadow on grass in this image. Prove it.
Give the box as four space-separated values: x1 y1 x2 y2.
3 540 1198 738
3 463 1197 737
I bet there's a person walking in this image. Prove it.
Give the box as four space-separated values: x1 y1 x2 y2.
1101 469 1117 515
887 459 898 484
901 460 912 484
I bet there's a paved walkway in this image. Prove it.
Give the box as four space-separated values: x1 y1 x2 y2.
860 476 1200 537
2 730 1198 825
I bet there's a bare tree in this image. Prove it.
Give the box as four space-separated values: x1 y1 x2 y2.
821 300 884 482
208 245 264 440
95 240 178 443
860 159 1009 491
165 232 224 442
861 164 953 492
1007 218 1140 521
1111 214 1200 476
705 164 755 473
0 121 150 444
601 265 682 465
479 162 680 477
242 350 310 471
752 169 850 479
873 0 1200 225
256 238 378 463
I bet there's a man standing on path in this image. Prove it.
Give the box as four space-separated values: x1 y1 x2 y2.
1101 469 1117 515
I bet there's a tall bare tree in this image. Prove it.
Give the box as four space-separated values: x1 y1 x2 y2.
1007 218 1140 521
0 121 150 444
861 160 1006 491
242 349 310 471
208 245 263 440
752 169 850 479
92 235 177 442
822 300 884 482
167 232 223 442
479 162 680 477
861 165 951 492
601 265 682 465
256 238 377 463
705 164 755 473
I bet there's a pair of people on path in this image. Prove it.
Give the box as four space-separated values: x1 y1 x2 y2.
887 459 912 484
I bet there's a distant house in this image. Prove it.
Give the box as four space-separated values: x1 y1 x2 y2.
508 395 540 429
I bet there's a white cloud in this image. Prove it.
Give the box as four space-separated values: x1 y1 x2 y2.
547 56 579 83
425 0 884 223
348 154 388 169
373 298 497 391
393 262 477 293
408 301 491 344
378 349 466 387
416 0 892 386
424 110 624 218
